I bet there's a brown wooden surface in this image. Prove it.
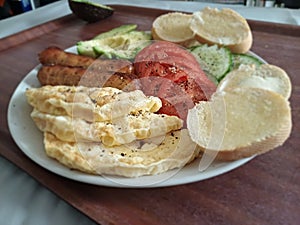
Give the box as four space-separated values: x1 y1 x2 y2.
1 5 300 225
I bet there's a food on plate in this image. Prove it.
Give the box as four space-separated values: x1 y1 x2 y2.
188 44 263 84
231 53 262 70
37 62 136 89
38 46 95 68
190 7 252 53
37 65 137 88
92 24 138 40
26 85 199 177
150 9 256 83
187 87 292 161
68 0 114 23
150 8 252 54
77 28 151 59
38 46 134 73
190 44 232 83
44 129 200 177
31 108 183 146
217 64 292 99
24 9 293 178
37 65 86 86
26 86 162 122
134 41 217 120
37 46 136 88
152 12 194 46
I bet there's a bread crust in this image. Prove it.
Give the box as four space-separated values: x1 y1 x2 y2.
151 12 195 46
213 118 292 161
190 7 253 53
217 64 292 100
187 88 292 161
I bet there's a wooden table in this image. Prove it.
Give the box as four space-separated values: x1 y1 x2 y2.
1 5 300 225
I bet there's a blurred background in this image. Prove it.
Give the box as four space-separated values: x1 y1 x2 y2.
1 0 299 20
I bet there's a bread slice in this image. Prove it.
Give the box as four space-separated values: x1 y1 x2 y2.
152 12 195 46
187 88 292 161
217 64 292 100
189 7 252 53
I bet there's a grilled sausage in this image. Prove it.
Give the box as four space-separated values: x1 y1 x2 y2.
37 65 85 86
38 46 95 68
37 65 138 90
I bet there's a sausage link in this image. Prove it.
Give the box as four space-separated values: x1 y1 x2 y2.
38 46 135 74
38 46 95 68
37 65 138 90
37 65 84 86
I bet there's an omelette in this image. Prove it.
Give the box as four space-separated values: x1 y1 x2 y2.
44 129 200 177
31 108 182 146
26 85 162 122
26 85 199 177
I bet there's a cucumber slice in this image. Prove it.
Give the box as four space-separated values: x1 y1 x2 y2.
191 44 232 82
93 24 137 40
232 54 263 70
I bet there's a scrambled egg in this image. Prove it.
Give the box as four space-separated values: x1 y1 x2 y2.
31 108 182 146
26 85 162 122
44 130 199 177
26 85 199 177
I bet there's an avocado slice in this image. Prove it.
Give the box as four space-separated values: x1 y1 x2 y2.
77 24 139 57
68 0 114 23
77 30 151 59
93 24 138 40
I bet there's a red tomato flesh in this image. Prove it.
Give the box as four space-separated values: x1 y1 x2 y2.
134 41 216 121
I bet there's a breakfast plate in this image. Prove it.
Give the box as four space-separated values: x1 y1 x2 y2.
7 46 263 188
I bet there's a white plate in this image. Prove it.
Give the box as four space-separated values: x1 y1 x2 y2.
7 46 263 188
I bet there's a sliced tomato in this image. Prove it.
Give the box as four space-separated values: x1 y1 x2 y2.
134 61 188 83
134 41 216 121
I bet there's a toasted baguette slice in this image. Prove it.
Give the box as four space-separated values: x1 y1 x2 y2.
217 64 292 100
152 12 195 46
187 88 292 161
190 7 252 53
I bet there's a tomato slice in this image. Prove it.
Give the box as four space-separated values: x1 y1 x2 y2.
134 41 216 121
134 61 188 83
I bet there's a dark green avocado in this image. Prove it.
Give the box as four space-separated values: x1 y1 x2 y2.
68 0 114 23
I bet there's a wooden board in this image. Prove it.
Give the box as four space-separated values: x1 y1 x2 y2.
1 5 300 225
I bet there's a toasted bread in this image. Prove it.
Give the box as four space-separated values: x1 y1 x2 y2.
151 12 195 46
187 88 292 161
189 7 252 53
217 64 292 100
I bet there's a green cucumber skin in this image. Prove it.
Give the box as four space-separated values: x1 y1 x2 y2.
190 44 264 83
191 44 232 82
232 54 263 69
